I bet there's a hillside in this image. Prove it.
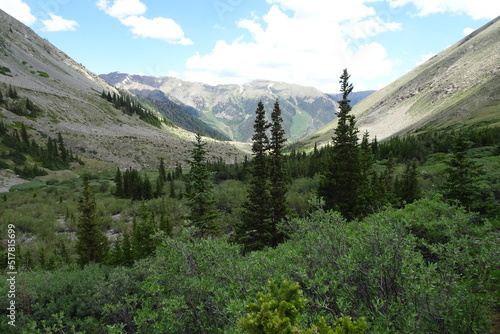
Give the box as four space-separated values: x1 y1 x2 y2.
299 16 500 149
100 73 341 142
0 9 244 173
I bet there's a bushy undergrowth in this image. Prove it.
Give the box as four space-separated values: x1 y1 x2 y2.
1 199 498 333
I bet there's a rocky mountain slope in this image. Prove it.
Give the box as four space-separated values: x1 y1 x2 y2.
100 73 342 142
299 16 500 149
0 9 244 170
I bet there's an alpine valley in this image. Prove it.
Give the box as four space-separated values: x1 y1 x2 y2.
1 6 500 334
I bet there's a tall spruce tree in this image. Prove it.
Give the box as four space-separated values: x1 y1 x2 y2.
236 101 274 252
442 134 481 210
318 69 364 219
76 174 108 266
269 100 288 243
185 133 218 236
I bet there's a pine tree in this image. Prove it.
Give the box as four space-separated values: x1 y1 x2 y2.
131 204 157 260
269 100 288 243
185 133 218 236
114 167 124 198
158 157 167 184
57 132 67 162
75 174 108 266
236 101 274 252
398 158 421 204
442 134 481 210
318 69 364 219
142 174 153 200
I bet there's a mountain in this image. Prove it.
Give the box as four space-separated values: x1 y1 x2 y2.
0 8 244 171
100 73 342 142
327 91 376 106
299 16 500 149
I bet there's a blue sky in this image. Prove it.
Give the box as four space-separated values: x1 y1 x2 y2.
1 0 498 93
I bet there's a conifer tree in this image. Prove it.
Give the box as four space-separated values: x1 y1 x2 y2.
236 101 274 252
442 134 480 210
114 167 124 198
185 133 218 236
57 132 67 162
318 69 364 219
158 157 167 184
75 174 108 266
398 158 421 204
131 204 157 260
0 90 4 104
269 100 288 243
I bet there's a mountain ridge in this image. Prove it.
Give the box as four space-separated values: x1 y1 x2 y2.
298 15 500 149
101 72 357 142
0 8 244 171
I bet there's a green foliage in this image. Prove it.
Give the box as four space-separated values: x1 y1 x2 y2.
239 280 306 333
100 90 164 128
318 69 367 219
185 133 219 236
269 100 289 233
239 281 367 334
237 101 275 252
0 65 12 76
76 175 109 266
442 133 481 210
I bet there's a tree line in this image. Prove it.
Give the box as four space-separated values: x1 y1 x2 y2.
0 121 83 178
100 90 166 128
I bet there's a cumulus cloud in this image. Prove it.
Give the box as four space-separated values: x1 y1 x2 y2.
0 0 36 25
96 0 146 19
185 3 397 92
388 0 500 20
343 17 402 39
463 27 475 36
121 16 193 45
96 0 192 45
40 13 79 32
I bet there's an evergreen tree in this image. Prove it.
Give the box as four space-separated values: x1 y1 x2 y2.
142 174 153 200
236 101 274 252
398 158 421 204
131 205 157 260
114 167 124 198
442 134 481 210
8 84 18 99
269 100 288 243
57 132 67 162
0 89 4 104
318 69 364 219
185 133 218 236
158 157 167 184
75 174 108 266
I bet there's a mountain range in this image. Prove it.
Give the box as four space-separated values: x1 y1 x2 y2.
1 6 499 174
0 8 243 171
100 73 374 142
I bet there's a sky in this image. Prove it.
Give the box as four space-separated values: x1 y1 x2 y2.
1 0 499 93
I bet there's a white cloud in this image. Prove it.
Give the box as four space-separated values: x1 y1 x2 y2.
463 27 475 35
0 0 36 25
96 0 192 45
343 17 402 39
185 3 396 92
40 13 79 32
388 0 500 20
121 16 193 45
96 0 146 19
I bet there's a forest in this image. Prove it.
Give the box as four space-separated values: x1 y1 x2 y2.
1 70 499 333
